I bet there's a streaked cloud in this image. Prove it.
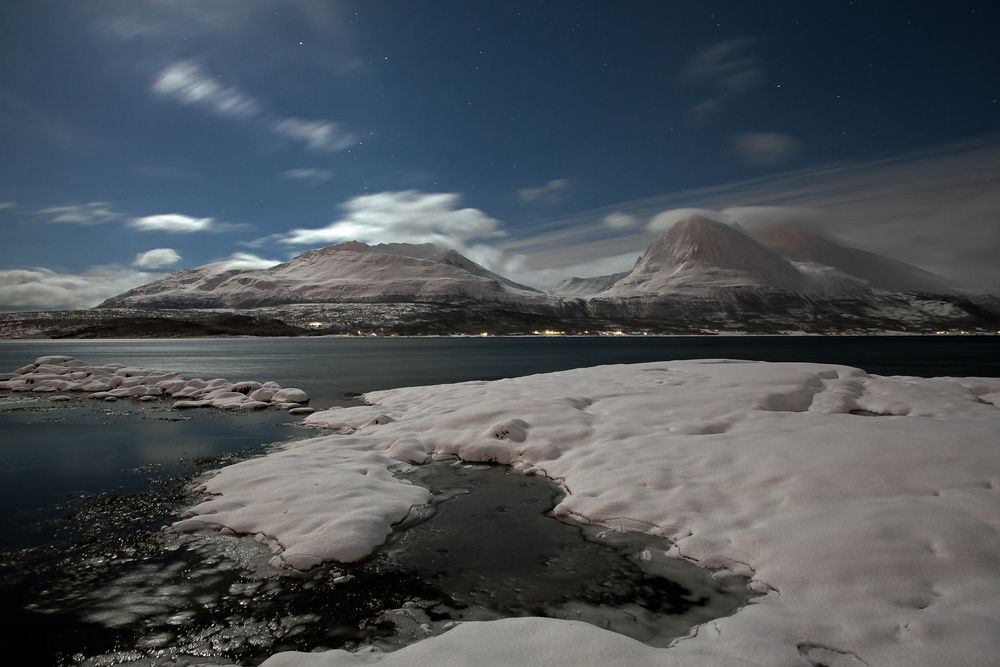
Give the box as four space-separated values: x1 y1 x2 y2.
282 167 335 186
0 202 16 210
682 38 762 119
150 61 355 152
132 248 181 269
602 212 639 230
40 202 121 225
129 213 216 233
273 118 356 152
734 132 800 165
151 61 260 119
0 265 156 311
518 178 572 204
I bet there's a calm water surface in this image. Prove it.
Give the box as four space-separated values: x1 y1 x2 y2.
2 336 998 409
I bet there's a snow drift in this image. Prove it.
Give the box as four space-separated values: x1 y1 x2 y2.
179 360 1000 666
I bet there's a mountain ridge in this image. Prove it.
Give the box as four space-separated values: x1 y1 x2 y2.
90 220 999 334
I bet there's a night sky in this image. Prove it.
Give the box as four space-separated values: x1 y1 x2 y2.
1 1 998 308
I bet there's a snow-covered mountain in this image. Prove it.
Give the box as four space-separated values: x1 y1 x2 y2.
740 220 957 294
601 214 818 297
99 242 544 309
87 219 999 335
552 272 630 297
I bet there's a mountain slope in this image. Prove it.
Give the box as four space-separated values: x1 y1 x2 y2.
552 272 630 297
742 221 958 294
99 242 543 309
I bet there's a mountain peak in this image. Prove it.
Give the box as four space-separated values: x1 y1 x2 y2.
602 214 806 296
328 240 372 253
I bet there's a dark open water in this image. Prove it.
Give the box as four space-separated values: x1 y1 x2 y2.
0 336 997 664
2 336 998 409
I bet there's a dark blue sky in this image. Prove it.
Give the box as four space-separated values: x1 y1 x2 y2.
1 1 998 307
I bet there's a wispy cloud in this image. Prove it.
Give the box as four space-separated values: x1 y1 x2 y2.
273 118 356 152
733 132 800 166
282 167 335 186
40 202 121 225
682 38 762 119
132 248 181 269
149 61 356 152
151 61 261 119
518 178 573 204
0 202 16 210
129 213 216 233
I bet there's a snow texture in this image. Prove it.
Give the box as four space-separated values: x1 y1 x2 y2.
187 360 1000 666
0 356 309 413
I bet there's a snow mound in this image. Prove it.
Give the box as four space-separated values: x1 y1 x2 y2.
173 441 431 568
0 356 311 413
258 617 750 667
196 360 1000 666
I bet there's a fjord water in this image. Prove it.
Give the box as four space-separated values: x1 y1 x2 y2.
2 335 999 409
1 336 998 664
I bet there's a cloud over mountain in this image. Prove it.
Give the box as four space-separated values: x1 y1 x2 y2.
133 248 181 269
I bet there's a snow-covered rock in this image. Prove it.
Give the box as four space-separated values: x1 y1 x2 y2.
0 356 310 413
272 388 309 404
186 361 1000 666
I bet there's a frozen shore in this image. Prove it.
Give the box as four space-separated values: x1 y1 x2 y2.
173 360 1000 664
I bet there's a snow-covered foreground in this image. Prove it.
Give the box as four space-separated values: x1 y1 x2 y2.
176 360 1000 666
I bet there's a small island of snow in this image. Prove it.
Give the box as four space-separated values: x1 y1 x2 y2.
0 355 312 413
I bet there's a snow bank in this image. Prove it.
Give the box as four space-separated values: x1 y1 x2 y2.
173 442 430 569
181 360 1000 666
0 356 310 413
258 618 752 667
